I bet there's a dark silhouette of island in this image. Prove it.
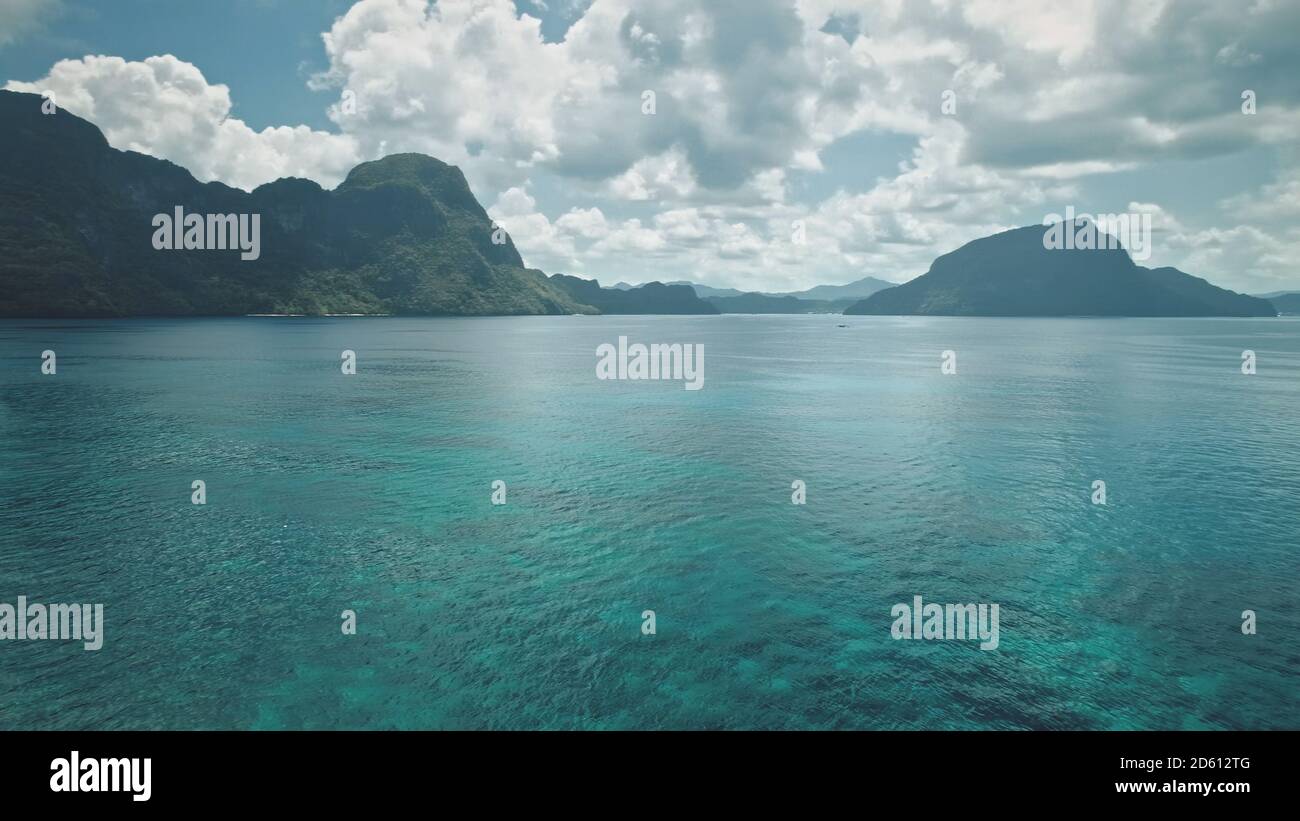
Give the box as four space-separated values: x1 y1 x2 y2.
843 224 1275 317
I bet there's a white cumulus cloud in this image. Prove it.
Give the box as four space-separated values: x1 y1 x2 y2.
6 55 361 191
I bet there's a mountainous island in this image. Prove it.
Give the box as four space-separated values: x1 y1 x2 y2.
0 89 1279 319
0 89 712 317
547 274 716 314
843 224 1275 317
612 276 896 313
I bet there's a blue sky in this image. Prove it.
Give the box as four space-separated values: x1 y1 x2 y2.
0 1 353 130
3 0 1297 293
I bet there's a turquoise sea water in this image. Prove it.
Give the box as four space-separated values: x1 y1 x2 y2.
1 315 1297 730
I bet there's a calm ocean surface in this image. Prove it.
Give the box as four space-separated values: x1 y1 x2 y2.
1 315 1297 729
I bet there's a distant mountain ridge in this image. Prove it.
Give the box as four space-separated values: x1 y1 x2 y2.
780 276 898 300
664 281 747 298
1267 293 1300 314
1251 290 1300 314
548 274 716 314
844 224 1275 317
615 276 897 299
1252 290 1300 299
704 293 857 313
613 275 897 313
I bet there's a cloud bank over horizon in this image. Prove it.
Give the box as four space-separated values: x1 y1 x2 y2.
6 0 1299 293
